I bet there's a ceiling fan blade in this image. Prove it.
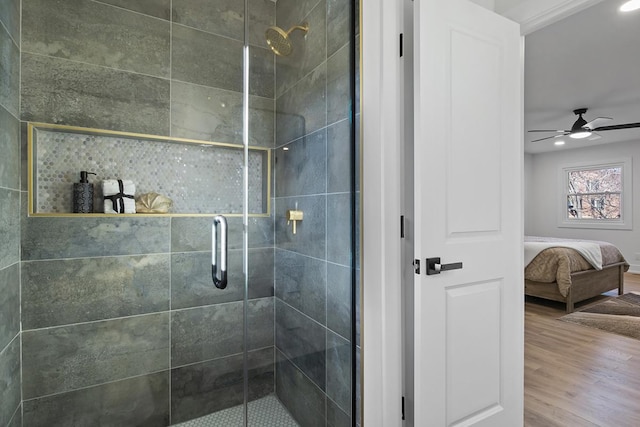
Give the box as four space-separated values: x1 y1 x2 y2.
593 122 640 132
528 129 570 133
531 134 567 143
584 117 612 130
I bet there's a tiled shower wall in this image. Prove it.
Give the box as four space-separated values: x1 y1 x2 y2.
9 0 359 426
18 0 278 425
272 0 358 425
0 0 22 426
20 214 276 425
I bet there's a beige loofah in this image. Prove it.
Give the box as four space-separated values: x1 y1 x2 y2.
135 192 173 213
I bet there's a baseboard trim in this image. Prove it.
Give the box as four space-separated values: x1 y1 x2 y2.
626 264 640 275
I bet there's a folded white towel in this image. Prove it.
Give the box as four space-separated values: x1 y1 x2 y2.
103 179 136 214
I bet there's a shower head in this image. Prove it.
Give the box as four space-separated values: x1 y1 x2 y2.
265 23 309 56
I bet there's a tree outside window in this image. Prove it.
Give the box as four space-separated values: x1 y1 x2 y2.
566 167 621 220
559 158 632 230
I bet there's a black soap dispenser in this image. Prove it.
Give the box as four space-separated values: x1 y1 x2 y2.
73 171 96 213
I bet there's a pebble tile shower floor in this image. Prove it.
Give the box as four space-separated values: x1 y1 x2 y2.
174 395 299 426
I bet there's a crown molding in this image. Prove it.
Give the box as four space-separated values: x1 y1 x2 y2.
500 0 603 34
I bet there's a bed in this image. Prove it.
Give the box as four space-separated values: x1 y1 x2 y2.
524 236 629 313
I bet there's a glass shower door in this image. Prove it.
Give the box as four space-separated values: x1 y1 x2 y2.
247 0 358 425
175 0 357 423
167 0 273 424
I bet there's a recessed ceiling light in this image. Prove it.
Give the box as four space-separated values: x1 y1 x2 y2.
554 140 565 146
620 0 640 12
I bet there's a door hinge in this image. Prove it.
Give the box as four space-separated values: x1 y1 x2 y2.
413 259 420 274
402 396 405 420
399 33 404 57
400 215 405 238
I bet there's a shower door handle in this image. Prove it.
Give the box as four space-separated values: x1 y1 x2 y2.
212 215 228 289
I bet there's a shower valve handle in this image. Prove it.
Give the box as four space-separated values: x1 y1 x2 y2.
286 209 304 235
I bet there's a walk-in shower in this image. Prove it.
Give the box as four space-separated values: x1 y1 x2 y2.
3 0 359 426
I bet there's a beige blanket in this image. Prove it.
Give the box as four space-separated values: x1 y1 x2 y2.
524 236 628 297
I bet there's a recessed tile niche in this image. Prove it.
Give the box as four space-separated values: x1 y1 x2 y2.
28 123 270 216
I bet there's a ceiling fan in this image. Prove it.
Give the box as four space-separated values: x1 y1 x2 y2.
528 108 640 143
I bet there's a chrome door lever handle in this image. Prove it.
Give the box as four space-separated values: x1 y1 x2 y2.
426 257 463 275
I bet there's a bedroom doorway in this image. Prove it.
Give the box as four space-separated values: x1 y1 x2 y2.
522 0 640 424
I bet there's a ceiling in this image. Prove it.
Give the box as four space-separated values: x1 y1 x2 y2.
524 0 640 154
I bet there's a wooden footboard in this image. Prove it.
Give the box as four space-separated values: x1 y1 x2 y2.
525 262 626 313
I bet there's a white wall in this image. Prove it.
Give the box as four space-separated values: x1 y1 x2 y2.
495 0 525 13
470 0 496 10
524 153 534 235
525 140 640 272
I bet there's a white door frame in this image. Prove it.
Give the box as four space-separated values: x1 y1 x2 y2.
360 0 602 426
361 0 404 424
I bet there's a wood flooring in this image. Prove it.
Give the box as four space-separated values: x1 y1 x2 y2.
524 273 640 426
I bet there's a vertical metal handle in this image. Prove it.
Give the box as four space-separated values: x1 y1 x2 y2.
212 215 228 289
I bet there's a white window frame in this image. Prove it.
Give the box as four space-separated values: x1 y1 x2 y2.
558 157 632 230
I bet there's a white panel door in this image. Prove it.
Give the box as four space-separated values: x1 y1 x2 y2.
413 1 523 426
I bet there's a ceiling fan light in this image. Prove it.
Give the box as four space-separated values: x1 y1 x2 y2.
554 140 565 146
569 131 592 139
620 0 640 12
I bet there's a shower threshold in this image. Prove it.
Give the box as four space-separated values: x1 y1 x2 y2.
173 394 299 426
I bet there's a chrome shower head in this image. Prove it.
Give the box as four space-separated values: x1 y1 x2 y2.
265 23 309 56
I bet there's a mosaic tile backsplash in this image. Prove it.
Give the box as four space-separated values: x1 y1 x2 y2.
33 128 267 214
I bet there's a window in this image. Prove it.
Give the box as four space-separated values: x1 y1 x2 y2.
567 167 621 219
559 158 632 229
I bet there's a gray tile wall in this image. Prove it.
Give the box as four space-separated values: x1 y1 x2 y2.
273 0 357 425
0 0 22 425
19 214 276 425
0 336 21 427
22 312 171 399
22 0 171 76
19 0 277 425
20 0 275 146
23 372 170 427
